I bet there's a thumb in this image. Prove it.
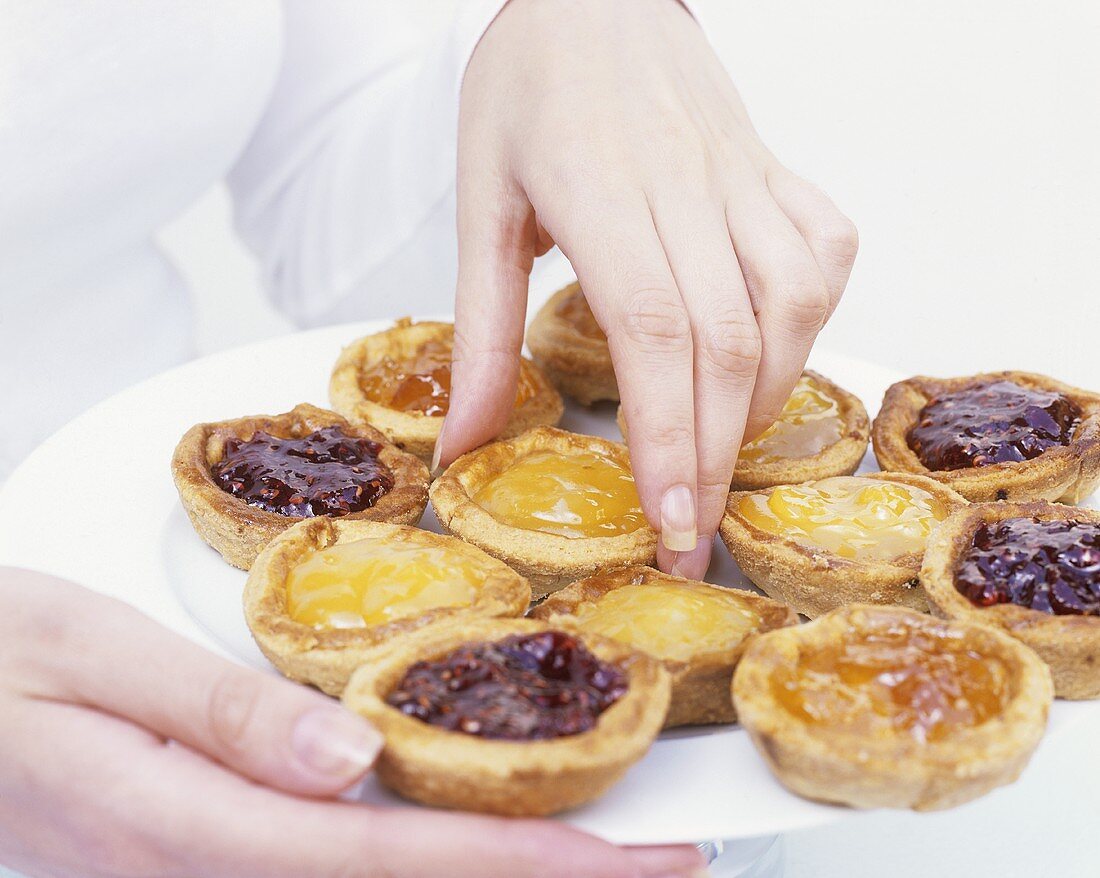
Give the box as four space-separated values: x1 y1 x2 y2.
433 163 535 475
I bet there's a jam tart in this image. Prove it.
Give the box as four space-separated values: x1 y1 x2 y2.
733 604 1053 810
329 319 564 463
873 371 1100 503
921 501 1100 699
525 281 618 405
531 565 798 728
243 519 530 696
341 617 670 816
616 370 870 490
429 426 659 597
172 404 429 569
719 473 967 617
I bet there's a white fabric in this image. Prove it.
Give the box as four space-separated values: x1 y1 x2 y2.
0 0 509 477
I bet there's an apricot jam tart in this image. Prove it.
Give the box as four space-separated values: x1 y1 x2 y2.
921 501 1100 698
342 618 670 816
533 566 797 727
873 371 1100 502
430 427 659 597
172 404 429 570
616 370 869 489
243 519 530 696
526 282 618 405
733 604 1052 810
330 320 563 462
720 473 967 617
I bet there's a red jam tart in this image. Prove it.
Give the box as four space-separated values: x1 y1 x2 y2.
341 618 669 816
922 501 1100 698
873 371 1100 502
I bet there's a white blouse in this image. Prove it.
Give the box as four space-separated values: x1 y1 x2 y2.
0 0 507 476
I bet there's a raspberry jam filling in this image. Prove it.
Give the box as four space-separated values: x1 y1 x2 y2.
386 631 627 740
955 517 1100 616
907 380 1079 471
212 426 394 517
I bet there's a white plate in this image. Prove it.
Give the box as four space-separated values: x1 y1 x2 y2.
1 321 1096 846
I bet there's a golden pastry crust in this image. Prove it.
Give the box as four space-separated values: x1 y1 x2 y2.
616 370 870 489
329 319 564 462
872 371 1100 503
171 403 429 570
525 282 618 405
733 604 1053 810
429 427 659 597
531 565 798 728
341 617 670 816
243 519 531 696
719 472 968 617
921 501 1100 699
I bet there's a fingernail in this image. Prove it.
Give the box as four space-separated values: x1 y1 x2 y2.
660 485 697 552
291 708 382 779
430 419 449 478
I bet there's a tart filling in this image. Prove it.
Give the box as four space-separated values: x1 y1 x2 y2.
341 618 670 816
733 604 1053 810
908 380 1080 471
472 449 645 538
739 375 844 464
555 286 605 340
213 426 394 517
955 517 1100 616
386 630 626 740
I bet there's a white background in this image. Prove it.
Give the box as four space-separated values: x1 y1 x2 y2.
156 1 1099 875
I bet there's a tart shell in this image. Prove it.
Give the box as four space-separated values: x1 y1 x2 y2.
921 501 1100 699
171 403 429 570
341 617 671 816
872 371 1100 503
616 370 870 490
530 565 798 728
719 472 968 617
243 519 531 696
525 282 618 405
329 319 564 463
733 604 1053 810
429 427 659 597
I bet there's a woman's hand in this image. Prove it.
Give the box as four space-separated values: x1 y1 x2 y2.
0 568 703 877
441 0 858 578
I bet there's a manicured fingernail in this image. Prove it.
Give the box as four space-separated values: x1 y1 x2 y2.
430 419 448 478
291 708 382 779
660 485 697 552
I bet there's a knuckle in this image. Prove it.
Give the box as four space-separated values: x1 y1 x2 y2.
615 289 692 354
700 313 762 379
778 272 831 332
205 670 264 756
810 213 860 266
635 419 695 452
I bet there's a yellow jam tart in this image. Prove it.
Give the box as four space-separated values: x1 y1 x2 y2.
330 320 563 463
739 375 843 464
472 449 646 539
738 476 950 563
721 472 968 617
429 427 659 597
243 519 530 696
285 537 486 629
555 286 606 340
532 565 799 728
733 605 1052 810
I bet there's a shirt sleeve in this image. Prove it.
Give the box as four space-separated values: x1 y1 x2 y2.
227 0 510 326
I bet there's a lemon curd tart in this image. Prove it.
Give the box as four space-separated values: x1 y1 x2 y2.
532 566 797 727
429 427 659 596
526 282 618 405
733 604 1052 810
330 319 563 462
616 370 869 489
921 501 1100 699
720 473 967 617
872 370 1100 503
243 519 530 695
341 617 670 816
